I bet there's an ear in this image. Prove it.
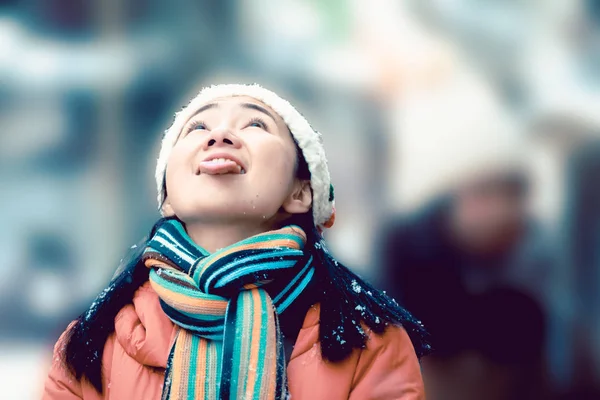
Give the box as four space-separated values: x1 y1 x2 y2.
282 179 312 215
161 197 176 217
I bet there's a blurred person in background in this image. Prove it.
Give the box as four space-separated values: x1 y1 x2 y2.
378 76 554 400
42 84 429 400
380 168 549 400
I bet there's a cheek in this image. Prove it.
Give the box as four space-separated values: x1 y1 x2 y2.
169 135 199 162
165 152 184 192
248 144 296 201
256 145 296 184
164 138 197 196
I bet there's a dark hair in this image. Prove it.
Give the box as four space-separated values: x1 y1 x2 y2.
285 211 431 362
62 141 430 393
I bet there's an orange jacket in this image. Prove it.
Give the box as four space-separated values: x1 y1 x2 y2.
42 282 425 399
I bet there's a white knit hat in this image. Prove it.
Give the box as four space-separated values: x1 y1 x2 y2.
155 83 336 230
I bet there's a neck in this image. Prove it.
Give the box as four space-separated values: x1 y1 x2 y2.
184 220 275 253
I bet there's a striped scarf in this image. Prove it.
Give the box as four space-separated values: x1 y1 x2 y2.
142 219 315 400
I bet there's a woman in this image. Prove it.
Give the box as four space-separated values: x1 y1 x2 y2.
42 84 429 399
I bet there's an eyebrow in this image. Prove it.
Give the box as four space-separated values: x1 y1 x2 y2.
189 101 277 124
240 102 277 123
193 102 218 116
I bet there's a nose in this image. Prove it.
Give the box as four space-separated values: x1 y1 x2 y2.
202 127 242 149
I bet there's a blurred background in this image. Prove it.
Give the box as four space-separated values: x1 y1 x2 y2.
1 0 599 398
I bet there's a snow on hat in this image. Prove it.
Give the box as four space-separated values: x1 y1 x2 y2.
155 83 336 230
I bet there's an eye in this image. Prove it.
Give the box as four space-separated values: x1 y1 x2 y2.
185 120 209 135
246 117 268 131
191 122 208 131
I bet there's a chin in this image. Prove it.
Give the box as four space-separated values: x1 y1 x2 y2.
175 203 244 220
181 207 282 225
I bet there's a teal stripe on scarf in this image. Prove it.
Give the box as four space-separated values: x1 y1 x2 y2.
187 335 199 398
273 255 313 304
150 268 195 290
199 250 301 289
153 270 224 304
253 290 268 400
278 267 316 313
215 259 299 288
231 291 252 397
167 219 208 255
213 341 223 397
222 229 304 250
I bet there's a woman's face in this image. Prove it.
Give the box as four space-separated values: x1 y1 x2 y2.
164 96 311 226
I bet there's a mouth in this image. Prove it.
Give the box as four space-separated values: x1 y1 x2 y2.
196 153 246 175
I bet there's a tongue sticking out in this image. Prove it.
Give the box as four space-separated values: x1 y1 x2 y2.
198 160 244 175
